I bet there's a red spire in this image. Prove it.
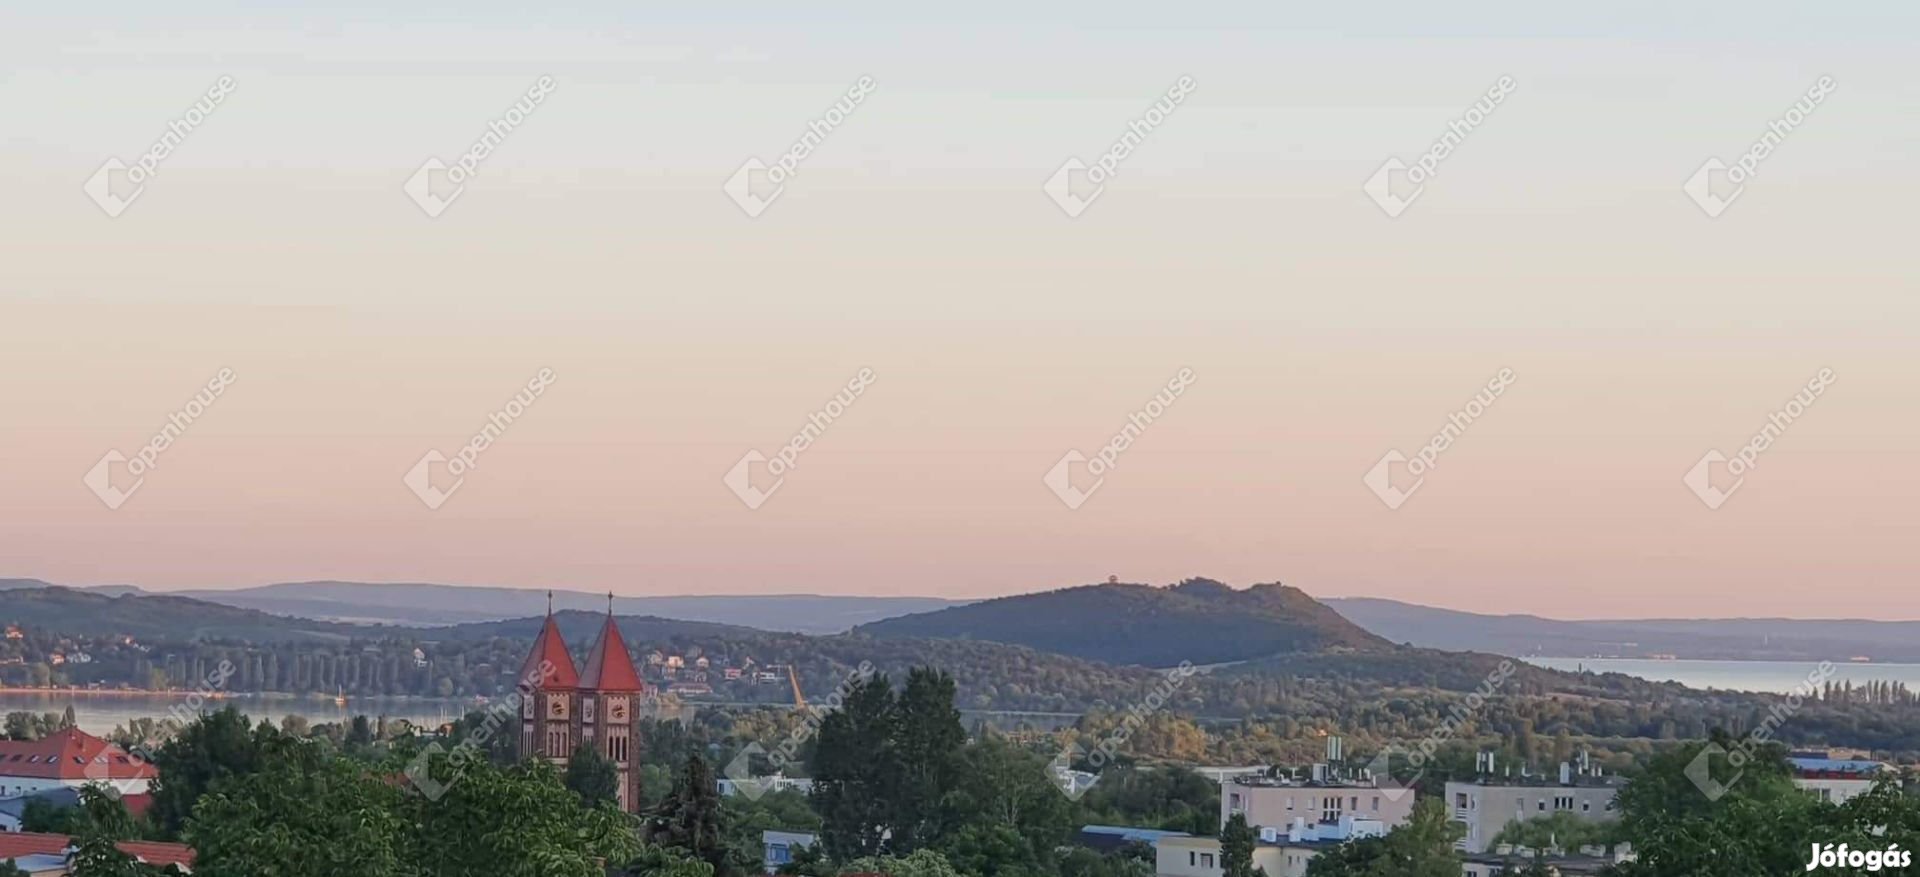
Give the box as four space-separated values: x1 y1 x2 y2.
579 598 644 692
521 608 579 690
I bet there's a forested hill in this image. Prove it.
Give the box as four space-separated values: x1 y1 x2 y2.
854 578 1389 667
0 586 365 642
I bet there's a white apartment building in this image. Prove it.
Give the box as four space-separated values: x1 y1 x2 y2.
1444 772 1622 853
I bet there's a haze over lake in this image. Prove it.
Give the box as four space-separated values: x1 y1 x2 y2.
1523 657 1920 695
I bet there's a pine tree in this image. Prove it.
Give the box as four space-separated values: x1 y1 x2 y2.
647 753 734 876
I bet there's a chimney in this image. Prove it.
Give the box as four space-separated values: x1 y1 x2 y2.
1327 735 1343 764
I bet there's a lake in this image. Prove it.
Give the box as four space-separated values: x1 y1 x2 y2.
0 692 489 736
0 691 1079 737
1523 657 1920 694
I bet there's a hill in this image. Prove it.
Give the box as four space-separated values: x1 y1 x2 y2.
855 578 1389 667
0 587 363 643
1325 597 1920 662
1 578 965 633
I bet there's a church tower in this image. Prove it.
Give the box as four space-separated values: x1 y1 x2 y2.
519 594 581 770
577 594 647 812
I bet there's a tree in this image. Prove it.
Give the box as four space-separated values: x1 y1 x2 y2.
0 859 26 877
1305 798 1461 877
837 849 965 877
565 742 620 807
1491 811 1620 851
1604 736 1920 877
147 708 279 836
935 737 1072 877
648 753 736 876
1219 812 1260 877
184 740 408 877
811 672 899 860
891 668 964 852
407 755 641 877
622 842 717 877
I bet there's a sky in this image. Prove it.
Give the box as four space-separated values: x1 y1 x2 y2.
3 1 1917 619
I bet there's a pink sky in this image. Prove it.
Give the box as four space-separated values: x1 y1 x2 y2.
4 3 1917 619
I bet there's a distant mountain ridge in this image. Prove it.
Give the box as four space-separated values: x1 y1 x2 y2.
1325 597 1920 663
855 578 1389 667
0 579 965 634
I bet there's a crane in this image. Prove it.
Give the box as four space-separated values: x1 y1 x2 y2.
787 665 806 709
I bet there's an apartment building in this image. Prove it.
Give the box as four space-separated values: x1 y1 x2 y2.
1444 765 1622 854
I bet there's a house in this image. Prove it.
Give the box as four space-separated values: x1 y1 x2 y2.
761 830 817 873
0 728 157 800
4 626 22 640
724 668 743 681
1788 756 1886 805
1444 758 1622 853
0 831 194 874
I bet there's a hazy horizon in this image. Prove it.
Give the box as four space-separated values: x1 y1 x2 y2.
13 574 1920 624
5 1 1916 619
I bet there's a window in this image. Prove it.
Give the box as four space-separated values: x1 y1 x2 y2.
1538 800 1546 811
1372 796 1380 810
1286 797 1294 810
1200 853 1214 869
1189 852 1196 867
1582 800 1591 812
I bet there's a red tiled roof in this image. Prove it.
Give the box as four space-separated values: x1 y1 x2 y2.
0 832 194 869
0 728 156 781
520 615 579 690
121 793 154 818
578 615 644 693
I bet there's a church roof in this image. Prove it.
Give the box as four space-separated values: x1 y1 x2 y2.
520 614 579 689
578 614 645 692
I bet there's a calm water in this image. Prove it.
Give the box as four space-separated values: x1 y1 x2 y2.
1524 657 1920 694
0 692 1079 737
0 692 482 736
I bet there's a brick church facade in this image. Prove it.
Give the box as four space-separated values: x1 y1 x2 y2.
518 597 647 812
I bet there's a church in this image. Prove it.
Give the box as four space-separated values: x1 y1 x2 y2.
518 596 648 812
